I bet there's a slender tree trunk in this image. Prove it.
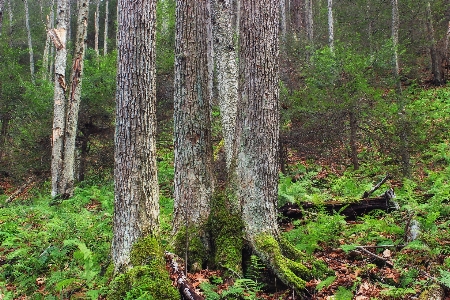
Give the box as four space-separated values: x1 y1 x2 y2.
113 0 159 271
50 0 69 198
349 108 359 170
391 0 410 177
24 0 35 83
103 0 108 55
327 0 334 52
280 0 286 42
42 0 55 80
94 0 99 55
426 2 444 85
0 112 11 160
7 0 11 38
60 0 90 198
305 0 313 41
0 0 4 35
173 0 214 267
211 0 238 170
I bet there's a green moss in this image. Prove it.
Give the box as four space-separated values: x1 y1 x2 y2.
108 236 178 300
209 191 244 275
254 233 330 292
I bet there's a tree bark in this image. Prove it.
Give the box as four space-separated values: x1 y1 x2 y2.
211 0 238 170
42 0 55 80
349 107 359 170
24 0 35 83
50 0 69 198
327 0 334 52
172 0 214 244
112 0 160 272
0 112 11 160
237 0 280 243
94 0 99 55
0 0 4 35
426 2 444 86
103 0 108 55
391 0 410 177
60 0 90 198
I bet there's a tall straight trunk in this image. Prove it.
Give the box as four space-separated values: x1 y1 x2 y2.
50 0 69 198
426 2 444 85
280 0 286 42
0 112 11 160
42 0 55 80
0 0 4 35
173 0 214 265
211 0 238 170
327 0 334 52
113 0 159 271
60 0 90 198
24 0 35 83
349 108 359 170
94 0 99 55
7 0 11 37
238 0 280 251
103 0 108 55
391 0 410 177
305 0 313 41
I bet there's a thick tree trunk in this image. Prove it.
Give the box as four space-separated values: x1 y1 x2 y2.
173 0 213 244
60 0 90 198
426 2 444 86
103 0 108 55
280 0 286 42
24 0 35 83
112 0 160 272
391 0 410 177
50 0 69 198
238 0 280 245
211 0 238 170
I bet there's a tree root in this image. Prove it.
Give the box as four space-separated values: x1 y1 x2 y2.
254 233 330 292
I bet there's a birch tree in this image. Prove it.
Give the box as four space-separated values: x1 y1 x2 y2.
112 0 160 271
60 0 90 197
103 0 108 55
94 0 99 55
50 0 69 199
172 0 214 269
24 0 35 82
327 0 334 52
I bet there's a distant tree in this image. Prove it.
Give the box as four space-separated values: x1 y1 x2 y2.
23 0 35 82
103 0 108 55
426 1 444 86
0 0 4 35
172 0 214 270
112 0 160 271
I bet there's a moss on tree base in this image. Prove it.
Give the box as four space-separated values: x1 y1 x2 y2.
254 233 331 292
108 236 178 300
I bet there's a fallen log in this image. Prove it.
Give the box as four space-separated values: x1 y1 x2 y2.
165 251 204 300
4 176 35 204
279 189 397 221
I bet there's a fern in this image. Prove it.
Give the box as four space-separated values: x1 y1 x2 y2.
438 270 450 288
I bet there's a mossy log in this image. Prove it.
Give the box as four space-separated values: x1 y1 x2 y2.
279 189 397 221
165 251 205 300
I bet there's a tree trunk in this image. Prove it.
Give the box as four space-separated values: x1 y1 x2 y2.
112 0 160 272
391 0 410 177
211 0 238 170
103 0 108 55
327 0 334 52
50 0 69 199
349 107 359 170
24 0 35 83
305 0 313 58
173 0 214 268
94 0 99 55
0 112 11 160
60 0 90 198
280 0 286 42
426 2 444 86
42 0 55 80
0 0 4 35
